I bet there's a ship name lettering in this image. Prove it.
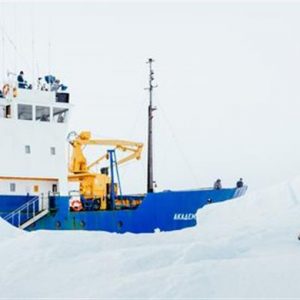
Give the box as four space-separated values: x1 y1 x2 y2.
173 213 196 221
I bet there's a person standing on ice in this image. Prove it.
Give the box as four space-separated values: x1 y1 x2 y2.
213 179 222 189
236 178 244 188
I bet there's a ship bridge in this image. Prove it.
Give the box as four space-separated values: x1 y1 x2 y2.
0 82 71 198
0 88 70 122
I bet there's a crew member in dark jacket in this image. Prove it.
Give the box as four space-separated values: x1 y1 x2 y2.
213 179 222 190
236 178 244 188
17 71 27 89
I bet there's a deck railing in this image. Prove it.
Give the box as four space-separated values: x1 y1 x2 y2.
3 195 48 228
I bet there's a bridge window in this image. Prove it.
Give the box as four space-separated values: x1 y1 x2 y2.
5 105 11 118
18 104 32 120
0 105 10 118
56 93 69 103
36 106 50 122
53 107 68 123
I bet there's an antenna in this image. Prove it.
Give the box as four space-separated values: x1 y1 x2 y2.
48 16 52 84
31 6 35 86
145 58 157 193
1 4 5 83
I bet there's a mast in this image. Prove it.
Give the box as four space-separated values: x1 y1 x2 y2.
146 58 157 193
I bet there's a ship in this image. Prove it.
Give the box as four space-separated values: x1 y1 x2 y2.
0 60 247 233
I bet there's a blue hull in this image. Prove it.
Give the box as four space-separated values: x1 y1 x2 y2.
0 187 246 233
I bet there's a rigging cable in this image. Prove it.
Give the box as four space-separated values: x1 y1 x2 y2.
31 4 35 85
48 15 52 80
156 99 200 188
127 95 146 139
1 3 5 82
13 3 17 74
0 24 32 73
124 93 148 188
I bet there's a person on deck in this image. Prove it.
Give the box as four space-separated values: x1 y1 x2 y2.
17 71 27 89
37 77 42 90
50 79 61 92
236 178 244 188
213 179 222 190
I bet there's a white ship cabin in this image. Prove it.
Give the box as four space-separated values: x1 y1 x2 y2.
0 78 71 197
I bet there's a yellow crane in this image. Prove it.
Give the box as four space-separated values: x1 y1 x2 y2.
68 131 143 211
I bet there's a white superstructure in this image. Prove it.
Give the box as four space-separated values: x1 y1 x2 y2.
0 84 71 196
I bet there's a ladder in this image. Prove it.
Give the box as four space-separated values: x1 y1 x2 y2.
3 194 49 229
108 149 123 210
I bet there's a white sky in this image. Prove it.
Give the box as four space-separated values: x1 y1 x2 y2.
1 1 300 194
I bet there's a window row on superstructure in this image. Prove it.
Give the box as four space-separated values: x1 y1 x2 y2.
7 182 58 194
18 104 68 123
0 104 68 123
24 145 56 155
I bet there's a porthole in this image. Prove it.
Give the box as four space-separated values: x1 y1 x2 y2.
117 221 123 229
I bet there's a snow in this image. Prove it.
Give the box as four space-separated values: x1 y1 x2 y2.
1 178 300 298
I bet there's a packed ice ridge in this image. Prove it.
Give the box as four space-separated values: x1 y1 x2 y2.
1 177 300 298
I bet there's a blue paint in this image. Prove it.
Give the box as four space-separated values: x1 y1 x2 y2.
3 196 40 227
0 186 247 233
0 195 36 216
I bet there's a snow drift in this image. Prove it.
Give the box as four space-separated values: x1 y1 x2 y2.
1 177 300 298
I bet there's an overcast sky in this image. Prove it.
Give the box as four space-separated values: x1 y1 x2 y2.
1 1 300 194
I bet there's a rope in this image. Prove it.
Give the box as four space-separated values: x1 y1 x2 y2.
13 3 17 74
0 24 32 73
1 3 5 82
31 4 35 85
127 96 146 138
48 15 52 80
156 99 200 188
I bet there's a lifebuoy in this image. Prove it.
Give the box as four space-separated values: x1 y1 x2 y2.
3 84 10 96
70 199 83 212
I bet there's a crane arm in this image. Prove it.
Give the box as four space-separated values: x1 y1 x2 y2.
69 131 143 174
87 153 108 170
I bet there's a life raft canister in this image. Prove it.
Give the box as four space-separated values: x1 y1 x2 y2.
2 84 10 96
70 199 83 212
